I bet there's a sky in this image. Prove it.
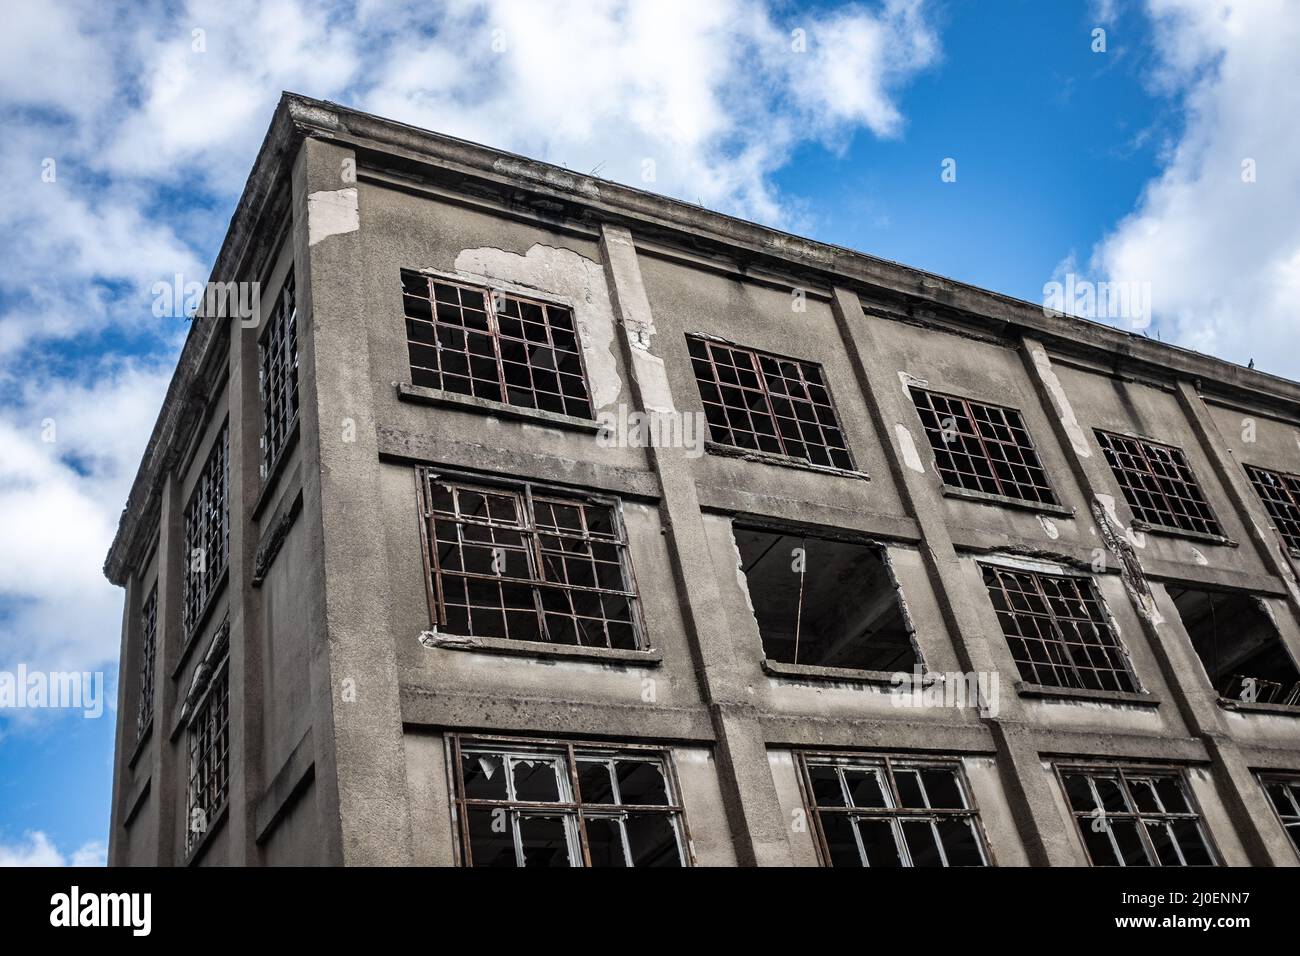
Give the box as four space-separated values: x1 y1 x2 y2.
1 0 1298 865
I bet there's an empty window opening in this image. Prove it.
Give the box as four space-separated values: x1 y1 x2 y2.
981 564 1139 693
452 737 687 867
1095 430 1222 536
1168 586 1300 707
733 527 918 672
1245 464 1300 551
687 335 853 470
402 271 593 419
799 754 989 867
909 388 1058 506
1059 766 1215 866
420 471 642 650
1259 773 1300 853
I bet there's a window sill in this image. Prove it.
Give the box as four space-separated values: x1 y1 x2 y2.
761 659 911 685
1016 681 1160 708
1218 697 1300 716
940 485 1073 518
251 419 300 522
1129 521 1237 548
396 383 601 434
418 630 662 666
703 441 868 481
184 800 229 867
172 567 229 679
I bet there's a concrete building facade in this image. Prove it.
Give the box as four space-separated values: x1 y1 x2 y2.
105 93 1300 867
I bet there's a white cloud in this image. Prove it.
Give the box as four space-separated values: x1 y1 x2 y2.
1091 0 1300 375
0 831 106 867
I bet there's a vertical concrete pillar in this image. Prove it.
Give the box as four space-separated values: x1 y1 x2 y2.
106 577 136 866
598 224 794 866
829 287 1078 865
289 136 414 865
154 472 183 864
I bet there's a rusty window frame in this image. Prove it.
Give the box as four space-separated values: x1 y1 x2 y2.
1244 464 1300 551
185 638 230 856
909 387 1059 506
1095 429 1222 536
401 270 593 419
137 582 157 740
448 734 690 867
1257 772 1300 855
686 334 854 470
1054 763 1217 866
795 752 990 867
258 272 298 480
980 563 1140 693
417 469 644 650
181 420 229 638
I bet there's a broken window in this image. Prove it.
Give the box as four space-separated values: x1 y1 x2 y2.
181 421 229 637
799 754 989 867
137 582 157 740
420 471 642 649
981 564 1139 693
452 737 687 867
402 271 593 419
1258 773 1300 853
1245 464 1300 551
1168 586 1300 707
1095 430 1222 536
258 272 298 479
909 387 1058 506
185 628 230 855
686 335 853 470
1059 766 1215 866
733 526 917 671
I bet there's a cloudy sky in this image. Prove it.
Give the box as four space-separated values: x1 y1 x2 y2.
1 0 1296 864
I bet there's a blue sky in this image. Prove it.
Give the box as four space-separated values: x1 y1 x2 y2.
2 0 1297 865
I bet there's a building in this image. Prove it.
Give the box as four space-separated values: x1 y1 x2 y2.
104 92 1300 867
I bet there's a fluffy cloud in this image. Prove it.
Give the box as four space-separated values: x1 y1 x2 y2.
0 831 106 867
1091 0 1300 376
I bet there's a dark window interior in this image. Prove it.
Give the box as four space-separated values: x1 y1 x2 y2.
733 526 917 671
1168 586 1300 706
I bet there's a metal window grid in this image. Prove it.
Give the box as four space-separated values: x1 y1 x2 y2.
1095 430 1221 536
259 273 299 478
686 335 854 470
449 735 689 867
185 655 230 855
402 271 593 419
137 582 157 740
910 387 1058 505
420 472 643 650
1257 772 1300 854
1245 464 1300 551
181 421 229 637
980 564 1139 693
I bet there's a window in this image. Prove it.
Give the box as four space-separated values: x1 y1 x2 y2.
1259 773 1300 853
401 271 592 419
420 472 642 649
259 273 298 478
1168 586 1300 706
733 526 918 671
981 564 1139 693
1059 766 1215 866
182 421 229 637
185 627 230 856
137 583 157 740
1245 464 1300 551
1095 430 1221 536
798 754 989 867
451 737 687 867
909 388 1058 506
687 335 853 470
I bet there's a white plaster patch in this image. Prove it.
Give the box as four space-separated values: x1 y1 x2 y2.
1031 348 1091 458
1094 492 1144 548
898 370 928 393
1037 515 1060 539
1189 546 1209 566
895 424 925 473
978 552 1071 575
453 243 622 410
307 187 358 245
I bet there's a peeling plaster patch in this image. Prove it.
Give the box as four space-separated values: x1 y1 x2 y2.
896 424 925 473
716 515 757 617
1094 493 1143 549
1030 348 1090 458
1189 546 1209 566
978 552 1072 576
307 187 358 245
1037 515 1060 539
492 158 601 200
1091 495 1163 625
453 243 622 410
898 370 928 393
